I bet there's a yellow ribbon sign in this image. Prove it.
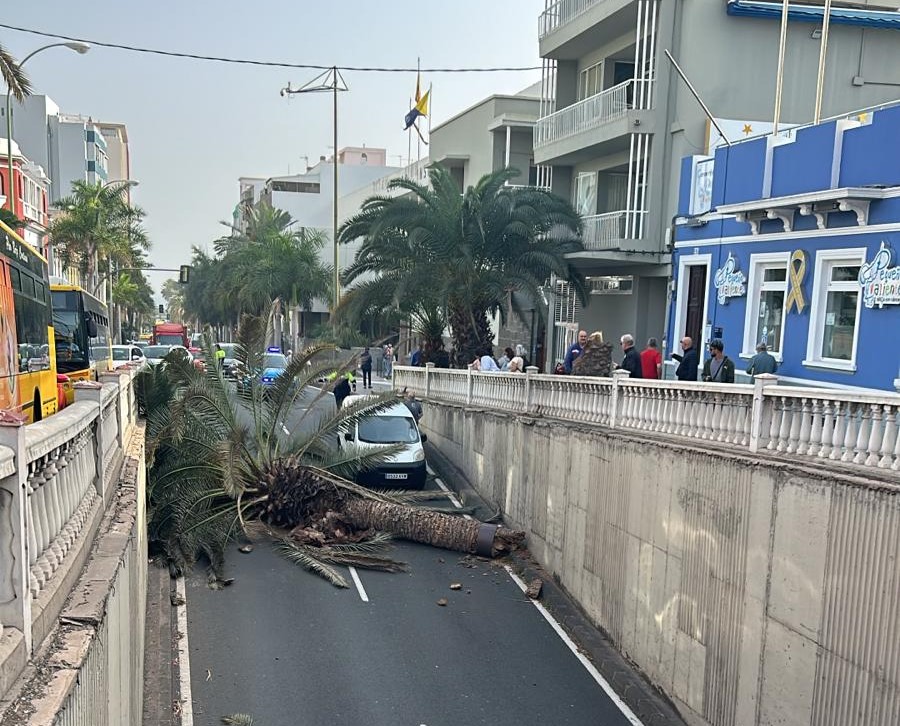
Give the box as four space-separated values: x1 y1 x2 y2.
786 249 807 314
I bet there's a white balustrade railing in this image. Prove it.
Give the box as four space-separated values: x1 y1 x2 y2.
581 211 648 250
0 370 138 652
534 80 632 149
395 367 900 474
539 0 607 38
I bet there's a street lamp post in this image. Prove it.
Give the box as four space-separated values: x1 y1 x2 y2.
280 68 348 319
5 42 90 213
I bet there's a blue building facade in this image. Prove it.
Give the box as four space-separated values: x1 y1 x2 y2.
669 104 900 392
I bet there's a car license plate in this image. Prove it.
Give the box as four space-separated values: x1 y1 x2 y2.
385 473 407 480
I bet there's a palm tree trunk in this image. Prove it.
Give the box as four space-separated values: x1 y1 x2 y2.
448 301 493 367
342 498 523 557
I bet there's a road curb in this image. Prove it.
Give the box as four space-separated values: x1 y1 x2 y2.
424 442 686 726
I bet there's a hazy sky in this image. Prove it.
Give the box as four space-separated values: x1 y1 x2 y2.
3 1 545 296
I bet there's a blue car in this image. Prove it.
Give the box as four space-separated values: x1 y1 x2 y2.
259 353 288 387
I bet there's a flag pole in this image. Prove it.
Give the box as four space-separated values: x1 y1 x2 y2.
407 95 412 172
416 58 422 164
773 0 790 134
813 0 833 123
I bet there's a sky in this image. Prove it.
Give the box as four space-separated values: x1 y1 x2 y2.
2 1 545 298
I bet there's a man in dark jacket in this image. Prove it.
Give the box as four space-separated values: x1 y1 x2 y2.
617 334 643 378
702 338 735 383
673 336 699 381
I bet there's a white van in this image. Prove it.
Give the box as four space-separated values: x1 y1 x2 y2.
339 397 427 489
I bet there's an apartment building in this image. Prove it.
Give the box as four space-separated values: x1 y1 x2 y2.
535 0 900 365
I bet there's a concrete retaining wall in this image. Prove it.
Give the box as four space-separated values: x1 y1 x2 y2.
423 403 900 726
0 426 147 725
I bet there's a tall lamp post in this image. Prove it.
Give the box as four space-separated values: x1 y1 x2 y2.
280 67 348 316
5 42 91 212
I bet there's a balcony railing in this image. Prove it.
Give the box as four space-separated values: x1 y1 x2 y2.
539 0 608 39
581 210 646 249
373 158 430 195
534 80 632 149
392 367 900 475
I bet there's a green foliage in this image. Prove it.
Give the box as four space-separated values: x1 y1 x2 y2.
0 208 24 231
49 180 150 293
141 308 422 582
183 203 331 327
307 320 366 349
0 43 31 102
338 165 585 365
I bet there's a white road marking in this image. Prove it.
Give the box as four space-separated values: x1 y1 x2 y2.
281 424 290 435
175 576 194 726
504 567 646 726
433 476 471 519
349 566 369 602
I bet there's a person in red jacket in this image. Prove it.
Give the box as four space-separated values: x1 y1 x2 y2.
640 337 662 379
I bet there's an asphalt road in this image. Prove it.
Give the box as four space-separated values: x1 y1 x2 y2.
182 475 640 726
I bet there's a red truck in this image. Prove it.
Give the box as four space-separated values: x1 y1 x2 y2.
152 322 189 347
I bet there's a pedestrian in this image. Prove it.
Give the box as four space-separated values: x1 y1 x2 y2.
403 388 423 422
476 354 500 372
214 343 225 369
383 343 394 378
572 332 612 377
498 347 514 371
617 334 643 378
563 330 588 373
360 346 373 389
672 336 699 381
702 338 735 383
508 356 525 373
328 371 352 409
411 343 424 367
746 342 778 378
515 344 530 369
640 337 662 379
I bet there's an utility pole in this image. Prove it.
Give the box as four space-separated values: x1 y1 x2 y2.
280 68 348 323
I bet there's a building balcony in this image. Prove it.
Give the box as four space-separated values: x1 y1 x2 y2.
539 0 638 58
580 210 646 251
533 81 652 165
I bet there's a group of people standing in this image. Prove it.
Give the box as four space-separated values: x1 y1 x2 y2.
560 330 777 383
469 344 530 373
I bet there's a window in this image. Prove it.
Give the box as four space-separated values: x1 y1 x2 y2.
574 172 597 217
743 253 789 358
578 62 603 100
805 248 866 371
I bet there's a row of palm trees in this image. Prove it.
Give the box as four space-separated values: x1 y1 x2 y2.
183 166 585 362
2 44 155 337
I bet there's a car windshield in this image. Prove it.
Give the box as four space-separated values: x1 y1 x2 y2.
357 415 419 444
220 344 237 357
144 346 170 358
112 348 129 360
263 354 286 369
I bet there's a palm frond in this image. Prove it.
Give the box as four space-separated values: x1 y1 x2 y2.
221 715 255 725
274 541 350 588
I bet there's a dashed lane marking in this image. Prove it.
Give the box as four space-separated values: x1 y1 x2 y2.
349 566 369 602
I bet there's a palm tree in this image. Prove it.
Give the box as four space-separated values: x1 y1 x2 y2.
339 165 586 366
160 278 185 324
138 310 522 585
49 180 149 292
0 44 31 102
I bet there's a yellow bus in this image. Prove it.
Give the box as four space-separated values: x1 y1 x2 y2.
50 282 112 404
0 219 58 423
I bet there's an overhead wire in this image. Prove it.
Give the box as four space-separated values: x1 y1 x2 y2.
0 22 542 73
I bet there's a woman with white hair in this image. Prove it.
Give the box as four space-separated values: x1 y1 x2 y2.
508 356 525 373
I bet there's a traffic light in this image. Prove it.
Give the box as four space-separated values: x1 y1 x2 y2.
178 265 192 284
158 304 164 314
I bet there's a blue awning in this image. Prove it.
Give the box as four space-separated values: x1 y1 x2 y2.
727 0 900 30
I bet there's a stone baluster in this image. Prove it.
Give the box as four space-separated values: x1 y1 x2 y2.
42 456 64 571
892 414 900 471
718 396 732 443
784 398 802 454
865 404 884 467
777 397 794 453
818 401 835 459
766 395 783 451
609 370 628 429
841 403 860 463
424 363 434 399
662 389 675 434
678 389 690 436
806 399 824 457
829 401 847 460
794 398 812 455
852 404 872 465
878 405 897 469
466 368 473 406
702 394 718 440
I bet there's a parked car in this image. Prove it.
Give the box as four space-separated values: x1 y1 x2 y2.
111 344 146 369
338 397 427 489
144 344 193 367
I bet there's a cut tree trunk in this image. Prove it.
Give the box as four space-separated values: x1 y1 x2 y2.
343 498 524 558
